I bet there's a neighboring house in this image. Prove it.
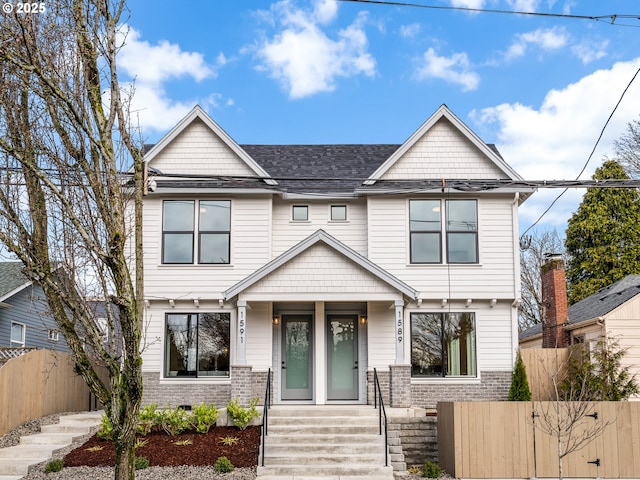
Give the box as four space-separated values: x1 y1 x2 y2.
139 104 534 408
0 262 70 353
519 254 640 397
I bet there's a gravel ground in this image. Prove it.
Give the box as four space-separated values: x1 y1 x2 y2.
1 413 257 480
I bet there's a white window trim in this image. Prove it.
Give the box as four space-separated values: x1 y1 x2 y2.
48 329 60 342
10 321 26 347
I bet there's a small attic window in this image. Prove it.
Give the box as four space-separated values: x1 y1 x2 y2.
330 205 347 222
292 205 308 221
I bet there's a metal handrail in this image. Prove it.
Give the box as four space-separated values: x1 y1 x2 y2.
373 368 388 467
260 368 271 467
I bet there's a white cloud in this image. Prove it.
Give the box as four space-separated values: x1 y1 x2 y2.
414 48 480 91
451 0 486 9
506 0 541 12
254 0 376 99
505 27 568 60
471 58 640 229
400 23 421 39
571 39 609 64
116 26 229 133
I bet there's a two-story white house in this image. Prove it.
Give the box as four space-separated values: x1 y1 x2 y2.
138 104 534 409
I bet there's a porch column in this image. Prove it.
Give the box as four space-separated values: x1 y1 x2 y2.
395 299 404 364
237 300 247 365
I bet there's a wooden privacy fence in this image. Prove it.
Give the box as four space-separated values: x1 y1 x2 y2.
0 349 98 436
438 401 640 479
521 347 570 400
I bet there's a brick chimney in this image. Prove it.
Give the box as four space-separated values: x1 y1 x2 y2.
541 253 569 348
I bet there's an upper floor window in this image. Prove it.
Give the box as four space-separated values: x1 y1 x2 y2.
330 205 347 222
162 200 230 264
411 312 476 377
11 321 25 347
165 313 230 378
48 329 59 342
409 199 478 264
292 205 308 221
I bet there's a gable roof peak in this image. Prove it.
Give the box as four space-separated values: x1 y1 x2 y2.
364 104 523 185
143 105 277 186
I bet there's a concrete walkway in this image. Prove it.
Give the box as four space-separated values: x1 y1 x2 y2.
0 411 103 480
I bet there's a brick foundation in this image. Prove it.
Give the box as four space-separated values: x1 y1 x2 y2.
411 371 511 408
141 372 231 408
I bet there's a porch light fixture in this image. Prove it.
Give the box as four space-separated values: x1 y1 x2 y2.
193 299 200 308
441 299 448 308
218 299 224 308
272 314 280 325
359 315 367 325
465 299 473 308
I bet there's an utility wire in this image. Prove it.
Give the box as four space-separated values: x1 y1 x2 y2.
519 64 640 240
336 0 640 27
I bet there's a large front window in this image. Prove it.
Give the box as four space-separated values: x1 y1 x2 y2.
162 200 230 264
165 313 230 378
409 199 478 264
411 312 476 377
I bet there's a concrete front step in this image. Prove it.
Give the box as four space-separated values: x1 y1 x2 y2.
257 465 394 477
0 411 103 477
259 406 391 479
19 432 85 446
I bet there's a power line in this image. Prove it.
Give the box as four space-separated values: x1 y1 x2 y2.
335 0 640 27
519 64 640 239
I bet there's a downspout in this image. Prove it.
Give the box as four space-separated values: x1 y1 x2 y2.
511 193 521 364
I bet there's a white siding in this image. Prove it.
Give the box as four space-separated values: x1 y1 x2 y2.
246 303 272 369
143 195 272 299
605 299 640 387
367 195 516 298
149 119 257 176
367 302 396 369
380 118 505 180
243 243 397 296
271 198 368 256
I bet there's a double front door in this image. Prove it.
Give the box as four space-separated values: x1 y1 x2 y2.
280 314 359 401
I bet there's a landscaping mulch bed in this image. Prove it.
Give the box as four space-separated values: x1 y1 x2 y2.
63 426 260 468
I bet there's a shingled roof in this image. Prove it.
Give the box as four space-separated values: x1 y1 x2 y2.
520 274 640 340
0 262 30 300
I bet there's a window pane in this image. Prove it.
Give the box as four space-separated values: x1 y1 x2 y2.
163 201 194 231
410 200 440 231
331 205 347 221
163 233 194 263
197 313 230 377
165 314 197 377
199 233 230 264
444 313 476 376
199 201 230 231
292 205 308 221
447 233 478 263
411 313 443 376
11 323 24 346
411 232 441 263
446 200 477 231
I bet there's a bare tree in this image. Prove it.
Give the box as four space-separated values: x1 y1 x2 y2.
519 229 565 330
531 347 612 480
615 116 640 178
0 2 144 479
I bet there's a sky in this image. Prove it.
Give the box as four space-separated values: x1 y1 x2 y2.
121 0 640 236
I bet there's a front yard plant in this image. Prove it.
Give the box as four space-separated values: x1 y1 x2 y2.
421 460 443 478
214 456 234 473
226 398 260 430
190 403 219 434
44 459 64 474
